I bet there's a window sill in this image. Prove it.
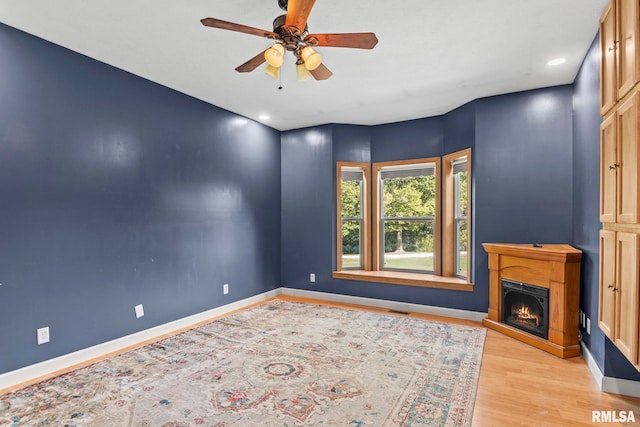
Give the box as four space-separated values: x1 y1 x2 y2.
332 270 474 291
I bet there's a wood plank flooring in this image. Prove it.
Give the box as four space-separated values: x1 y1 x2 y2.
279 295 640 426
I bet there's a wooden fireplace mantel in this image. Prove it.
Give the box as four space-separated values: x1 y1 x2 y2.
482 243 582 358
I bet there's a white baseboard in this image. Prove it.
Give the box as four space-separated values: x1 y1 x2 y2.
0 287 487 393
0 289 280 392
580 340 640 398
580 340 605 386
280 287 488 322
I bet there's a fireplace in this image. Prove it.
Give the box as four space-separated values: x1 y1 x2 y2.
482 243 581 358
501 280 549 339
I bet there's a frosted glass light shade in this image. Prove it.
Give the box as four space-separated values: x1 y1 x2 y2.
264 44 285 67
296 63 312 81
264 64 280 79
300 46 322 71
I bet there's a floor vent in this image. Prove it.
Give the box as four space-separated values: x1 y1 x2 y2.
388 309 410 315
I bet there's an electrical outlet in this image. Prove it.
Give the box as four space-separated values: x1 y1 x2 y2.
310 273 316 283
223 283 229 295
134 304 145 318
37 327 50 345
586 317 591 335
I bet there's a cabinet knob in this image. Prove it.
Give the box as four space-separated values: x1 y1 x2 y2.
609 40 619 52
609 163 620 170
608 284 614 289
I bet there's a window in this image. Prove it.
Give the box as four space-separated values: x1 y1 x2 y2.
336 162 370 271
334 149 472 291
374 159 440 274
443 149 471 280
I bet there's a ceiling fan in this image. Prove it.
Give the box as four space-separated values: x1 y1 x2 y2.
201 0 378 81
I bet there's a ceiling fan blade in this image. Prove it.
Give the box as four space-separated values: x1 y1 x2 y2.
201 18 278 39
310 63 333 80
307 32 379 49
285 0 316 33
235 50 268 73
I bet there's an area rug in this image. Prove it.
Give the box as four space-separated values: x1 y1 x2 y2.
0 299 486 426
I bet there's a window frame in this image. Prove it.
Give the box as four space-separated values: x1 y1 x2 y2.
443 149 472 280
333 151 473 292
372 158 441 275
336 162 371 271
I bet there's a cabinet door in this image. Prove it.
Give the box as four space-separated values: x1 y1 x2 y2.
601 1 617 115
616 92 640 223
600 114 617 223
617 0 640 99
599 229 616 339
614 231 639 364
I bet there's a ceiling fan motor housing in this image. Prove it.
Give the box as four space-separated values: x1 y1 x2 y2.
278 0 288 11
272 14 309 51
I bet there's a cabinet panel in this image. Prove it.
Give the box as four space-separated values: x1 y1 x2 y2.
601 2 617 114
614 231 639 364
601 114 617 223
617 92 640 223
617 0 640 99
599 229 616 339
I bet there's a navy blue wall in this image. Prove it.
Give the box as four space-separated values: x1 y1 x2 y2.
0 24 281 374
573 35 640 381
281 126 334 287
371 117 444 161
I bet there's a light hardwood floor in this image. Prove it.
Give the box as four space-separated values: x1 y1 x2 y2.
279 295 640 426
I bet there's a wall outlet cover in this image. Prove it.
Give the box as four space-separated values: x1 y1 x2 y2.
135 304 145 318
223 284 229 295
37 327 50 345
310 273 316 282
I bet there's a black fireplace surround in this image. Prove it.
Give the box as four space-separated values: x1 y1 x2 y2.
501 279 549 339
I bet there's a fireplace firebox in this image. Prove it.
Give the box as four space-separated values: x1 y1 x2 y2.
501 279 549 340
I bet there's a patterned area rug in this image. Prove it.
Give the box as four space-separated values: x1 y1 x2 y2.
1 299 486 426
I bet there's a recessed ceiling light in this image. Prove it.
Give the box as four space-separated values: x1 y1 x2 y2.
547 57 566 66
258 114 270 121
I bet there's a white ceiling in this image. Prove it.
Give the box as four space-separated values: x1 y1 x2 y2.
0 0 607 131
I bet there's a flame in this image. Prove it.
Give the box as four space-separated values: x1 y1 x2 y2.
512 304 540 327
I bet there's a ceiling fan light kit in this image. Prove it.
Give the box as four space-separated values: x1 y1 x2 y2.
201 0 378 81
264 64 281 79
300 46 321 71
296 62 312 81
264 43 285 67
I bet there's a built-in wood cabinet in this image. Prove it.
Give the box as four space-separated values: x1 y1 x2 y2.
598 229 639 364
600 0 640 116
599 0 640 372
600 91 640 224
